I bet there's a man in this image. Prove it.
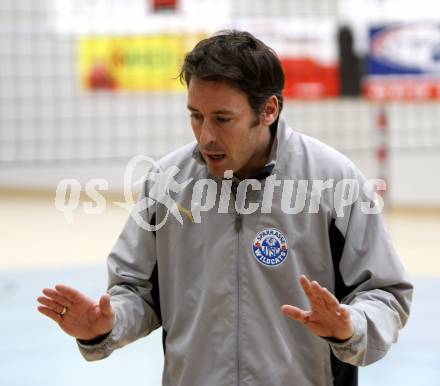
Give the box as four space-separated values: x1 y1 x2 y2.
37 30 413 386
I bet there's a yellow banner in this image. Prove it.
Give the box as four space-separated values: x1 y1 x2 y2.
79 34 206 91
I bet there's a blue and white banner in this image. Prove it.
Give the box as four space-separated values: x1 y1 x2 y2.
365 23 440 100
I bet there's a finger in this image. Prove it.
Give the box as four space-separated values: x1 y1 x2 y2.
38 306 63 324
310 281 326 306
37 296 65 314
302 278 326 310
42 288 73 307
299 274 310 287
320 287 340 312
54 284 83 304
281 305 310 325
299 275 316 301
99 294 114 317
339 305 351 321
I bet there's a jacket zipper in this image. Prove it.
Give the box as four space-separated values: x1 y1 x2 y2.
234 213 242 386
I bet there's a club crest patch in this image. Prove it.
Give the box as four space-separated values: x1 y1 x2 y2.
252 228 288 267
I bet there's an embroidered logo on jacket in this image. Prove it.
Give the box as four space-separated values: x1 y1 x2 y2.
252 228 288 267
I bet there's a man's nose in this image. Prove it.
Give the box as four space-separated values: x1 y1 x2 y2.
199 119 216 145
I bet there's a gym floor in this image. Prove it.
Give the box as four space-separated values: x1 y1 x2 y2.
0 192 439 386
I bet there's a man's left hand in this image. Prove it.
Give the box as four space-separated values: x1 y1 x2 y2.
281 275 353 341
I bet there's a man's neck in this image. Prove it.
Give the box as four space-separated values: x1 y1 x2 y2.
235 127 275 179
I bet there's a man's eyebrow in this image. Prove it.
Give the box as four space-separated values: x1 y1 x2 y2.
187 105 235 115
212 109 235 115
187 105 198 112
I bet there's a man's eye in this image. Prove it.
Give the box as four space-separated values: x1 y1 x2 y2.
190 114 203 121
216 117 231 124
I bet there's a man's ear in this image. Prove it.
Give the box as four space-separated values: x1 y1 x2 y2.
261 96 279 126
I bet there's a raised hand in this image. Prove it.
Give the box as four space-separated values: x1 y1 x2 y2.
37 284 115 341
281 275 353 341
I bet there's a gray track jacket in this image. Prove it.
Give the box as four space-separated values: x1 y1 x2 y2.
77 117 413 386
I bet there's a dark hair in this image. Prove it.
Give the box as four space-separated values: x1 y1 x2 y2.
179 30 285 120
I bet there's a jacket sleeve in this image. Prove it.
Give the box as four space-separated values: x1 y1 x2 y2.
77 183 161 361
325 171 413 366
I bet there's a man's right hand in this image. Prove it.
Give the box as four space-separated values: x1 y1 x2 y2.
37 285 115 341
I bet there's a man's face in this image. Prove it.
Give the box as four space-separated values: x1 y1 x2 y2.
187 78 272 178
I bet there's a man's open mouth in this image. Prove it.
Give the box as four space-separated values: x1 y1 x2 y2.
208 154 225 160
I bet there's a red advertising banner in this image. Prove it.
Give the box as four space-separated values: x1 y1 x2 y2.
152 0 178 11
364 78 440 100
232 18 340 100
282 58 340 99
